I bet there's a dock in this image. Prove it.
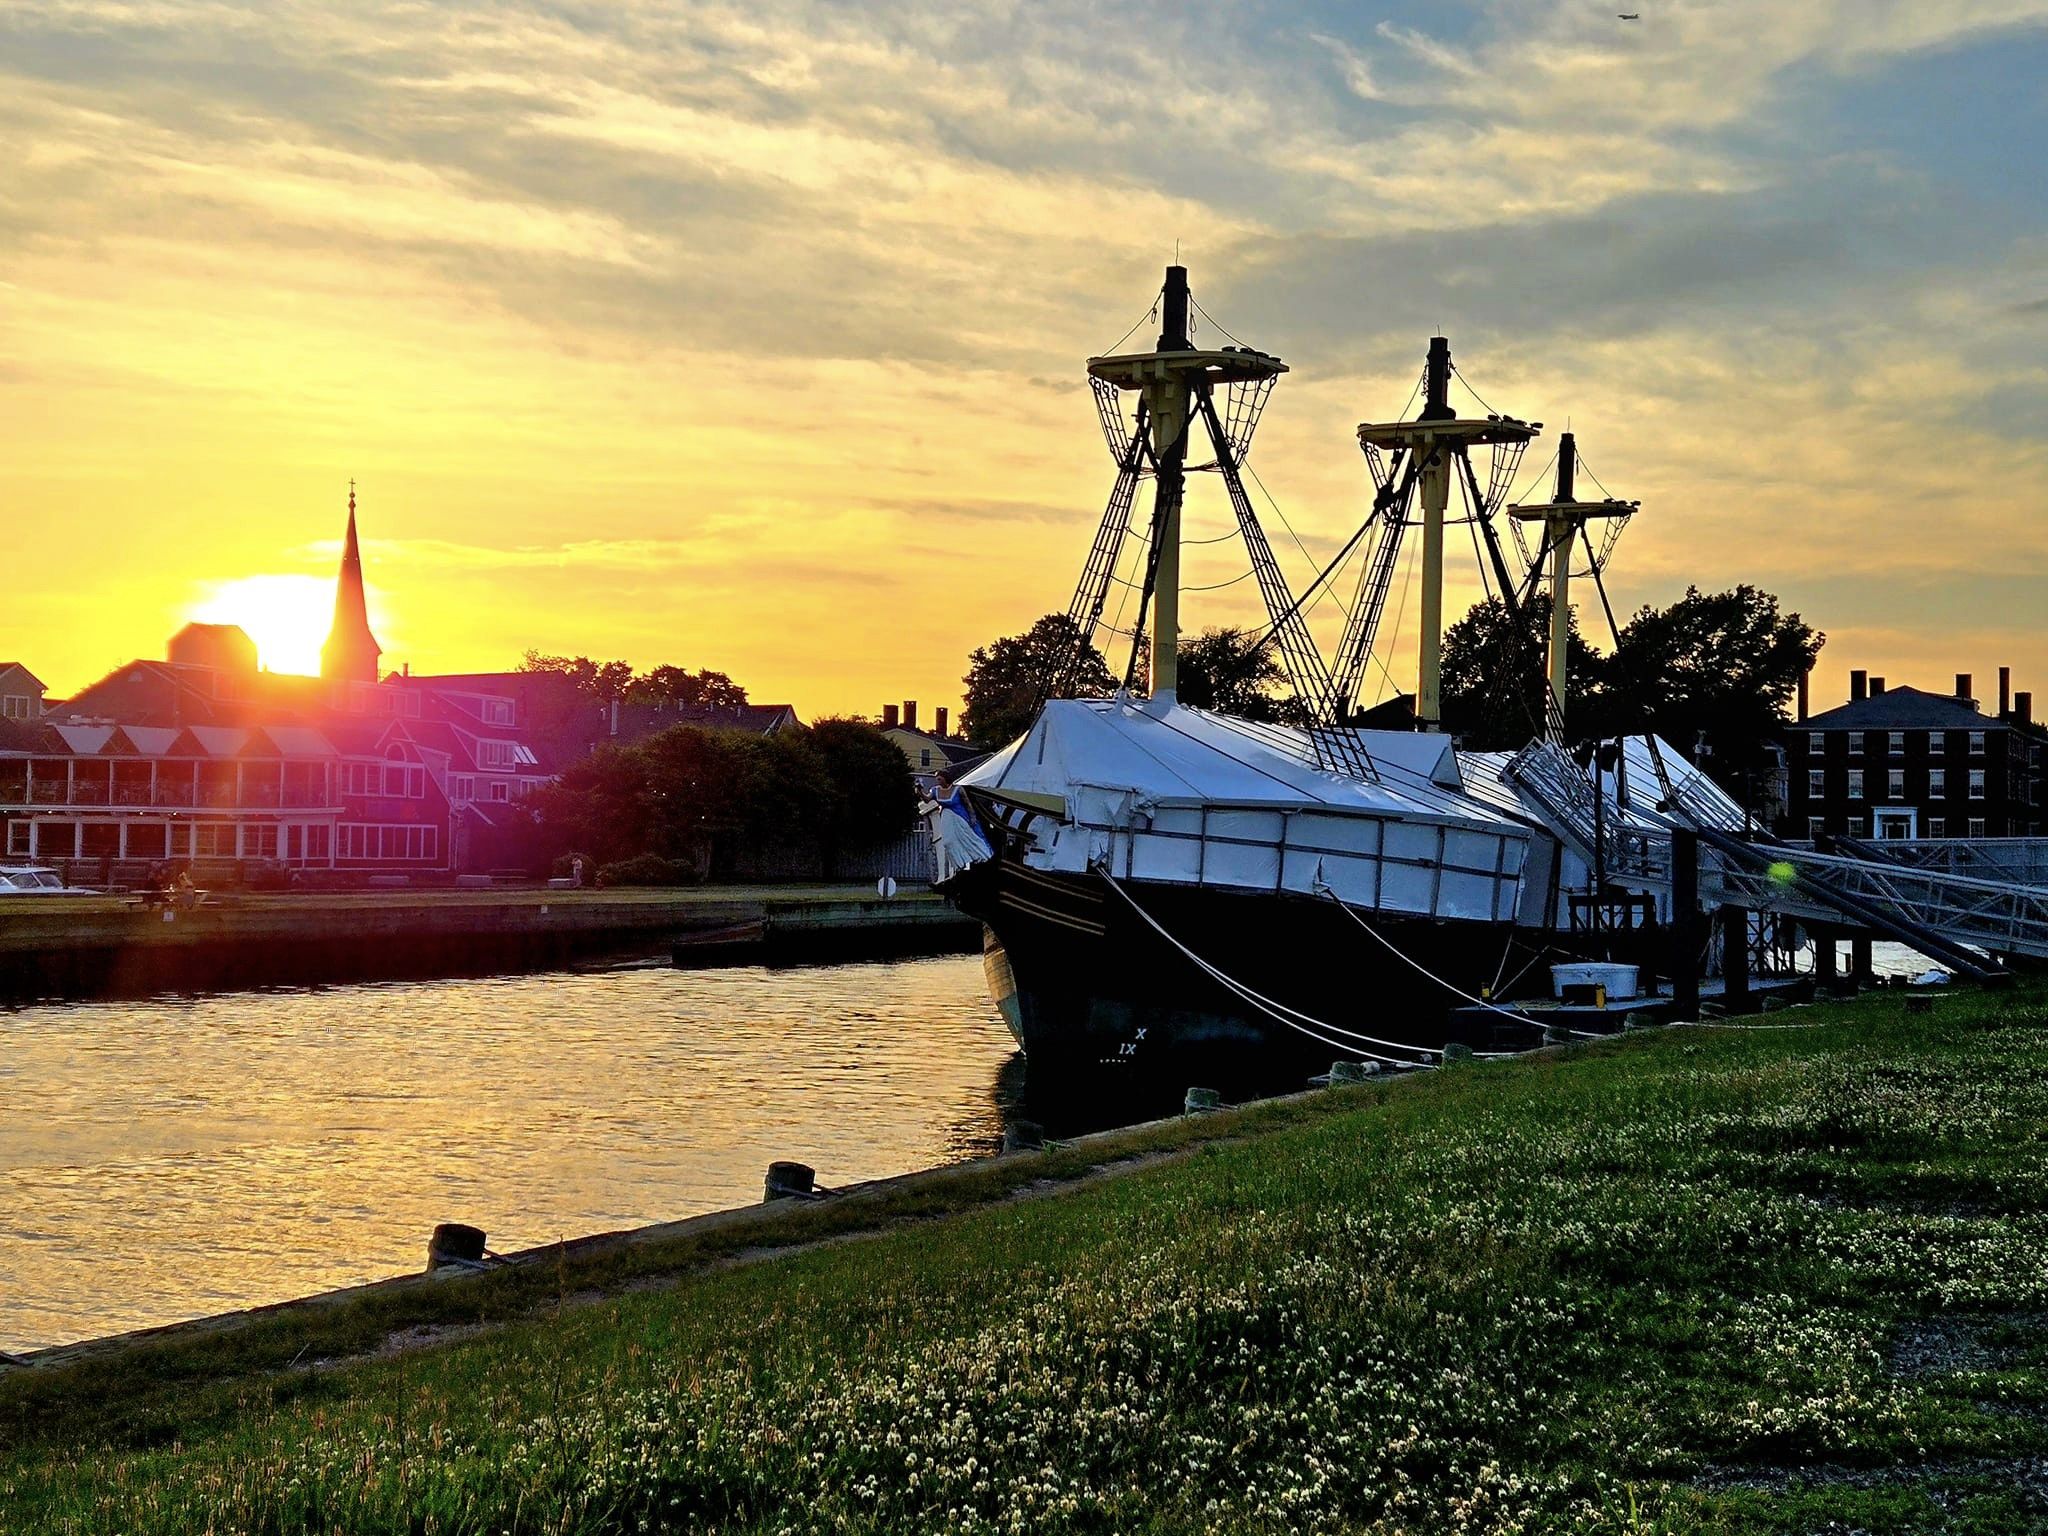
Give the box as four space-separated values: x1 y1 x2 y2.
0 885 981 999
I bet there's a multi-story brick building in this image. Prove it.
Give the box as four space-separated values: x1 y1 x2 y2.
1782 668 2044 842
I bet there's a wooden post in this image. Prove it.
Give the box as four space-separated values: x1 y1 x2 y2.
427 1222 486 1271
1720 906 1751 1012
764 1160 817 1201
1671 830 1700 1019
1813 926 1838 984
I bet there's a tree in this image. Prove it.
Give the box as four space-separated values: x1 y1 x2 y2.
1601 584 1823 793
961 614 1114 746
1175 627 1316 725
625 666 749 712
1439 596 1604 750
519 651 634 703
809 718 919 851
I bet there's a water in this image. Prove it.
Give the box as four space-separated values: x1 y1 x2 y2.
0 955 1017 1354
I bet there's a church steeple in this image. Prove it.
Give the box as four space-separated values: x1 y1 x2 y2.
320 481 382 683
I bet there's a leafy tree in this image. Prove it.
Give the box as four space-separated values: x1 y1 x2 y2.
625 666 749 712
1439 596 1604 749
809 718 919 850
961 614 1114 746
519 651 635 703
1601 583 1823 792
1175 627 1316 725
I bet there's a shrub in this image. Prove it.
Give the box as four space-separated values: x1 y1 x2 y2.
596 853 687 887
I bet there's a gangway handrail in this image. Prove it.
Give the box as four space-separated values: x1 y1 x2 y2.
1685 821 2009 984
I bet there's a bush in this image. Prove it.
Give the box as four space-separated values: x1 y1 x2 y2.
596 853 687 887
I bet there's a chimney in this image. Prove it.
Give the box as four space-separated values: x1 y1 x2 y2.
2017 692 2034 727
1956 672 1972 701
2000 666 2012 717
935 706 949 738
1797 670 1809 722
903 700 918 731
882 703 899 729
1850 669 1867 702
1870 676 1886 696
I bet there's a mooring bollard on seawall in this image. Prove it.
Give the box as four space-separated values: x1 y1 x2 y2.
427 1222 487 1272
764 1160 818 1201
1183 1087 1222 1115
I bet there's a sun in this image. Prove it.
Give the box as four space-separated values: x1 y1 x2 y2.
188 575 338 676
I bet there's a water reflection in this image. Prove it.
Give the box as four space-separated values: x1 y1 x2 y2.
0 955 1022 1353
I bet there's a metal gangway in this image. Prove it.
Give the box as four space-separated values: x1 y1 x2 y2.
1504 738 2048 977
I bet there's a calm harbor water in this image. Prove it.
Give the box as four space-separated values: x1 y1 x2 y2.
0 955 1017 1355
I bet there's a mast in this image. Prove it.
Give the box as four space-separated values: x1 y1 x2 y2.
1148 266 1193 697
1506 431 1638 741
1354 340 1537 732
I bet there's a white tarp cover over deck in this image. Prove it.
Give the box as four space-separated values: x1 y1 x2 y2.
960 696 1533 922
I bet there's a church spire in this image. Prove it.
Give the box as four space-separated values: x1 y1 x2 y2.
321 480 383 683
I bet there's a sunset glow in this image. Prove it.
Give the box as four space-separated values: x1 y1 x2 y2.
3 2 2046 716
187 576 349 679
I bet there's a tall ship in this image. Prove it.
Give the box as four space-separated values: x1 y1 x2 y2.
931 264 1748 1083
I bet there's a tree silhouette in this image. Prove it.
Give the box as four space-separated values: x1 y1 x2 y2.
961 614 1114 746
1175 627 1315 725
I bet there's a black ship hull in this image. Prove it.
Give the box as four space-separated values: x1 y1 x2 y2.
943 854 1549 1094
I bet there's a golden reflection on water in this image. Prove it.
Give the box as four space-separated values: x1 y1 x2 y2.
0 955 1014 1353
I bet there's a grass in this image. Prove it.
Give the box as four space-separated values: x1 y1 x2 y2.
5 983 2048 1533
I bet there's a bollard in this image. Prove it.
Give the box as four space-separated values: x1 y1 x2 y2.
1183 1086 1222 1115
1328 1060 1379 1086
764 1160 817 1201
1541 1023 1570 1047
1002 1119 1046 1153
1623 1011 1658 1032
427 1222 487 1272
1441 1042 1474 1064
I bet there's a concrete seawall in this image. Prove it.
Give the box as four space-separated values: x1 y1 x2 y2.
0 886 981 999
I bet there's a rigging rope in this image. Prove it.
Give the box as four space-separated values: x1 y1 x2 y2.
1313 883 1609 1037
1096 867 1445 1063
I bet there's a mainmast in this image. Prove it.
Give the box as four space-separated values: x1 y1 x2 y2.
1506 432 1638 741
1352 341 1538 732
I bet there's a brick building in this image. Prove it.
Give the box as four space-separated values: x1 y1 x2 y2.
1782 667 2044 842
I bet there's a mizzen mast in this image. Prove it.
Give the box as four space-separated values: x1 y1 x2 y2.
1506 432 1638 742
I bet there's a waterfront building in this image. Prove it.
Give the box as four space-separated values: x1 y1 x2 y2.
0 663 46 722
1782 668 2045 840
878 700 985 794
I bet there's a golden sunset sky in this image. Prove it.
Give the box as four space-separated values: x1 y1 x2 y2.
5 1 2046 723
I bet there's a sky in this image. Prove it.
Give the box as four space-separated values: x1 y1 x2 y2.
4 0 2046 724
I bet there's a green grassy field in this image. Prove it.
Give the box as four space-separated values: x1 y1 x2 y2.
5 983 2047 1534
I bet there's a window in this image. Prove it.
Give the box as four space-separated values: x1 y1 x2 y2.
484 699 514 725
1929 768 1946 796
1 695 31 720
1806 816 1824 840
1808 769 1825 797
450 776 474 802
408 766 426 799
81 823 119 858
1968 818 1986 838
1969 769 1986 799
489 781 510 802
306 825 330 860
1807 732 1824 754
245 826 278 858
7 820 29 855
383 764 407 797
478 741 515 769
920 749 932 767
1846 815 1867 836
1887 731 1905 753
1970 731 1986 754
1847 768 1865 799
1928 733 1945 756
1928 817 1946 838
1887 769 1904 798
195 822 235 856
